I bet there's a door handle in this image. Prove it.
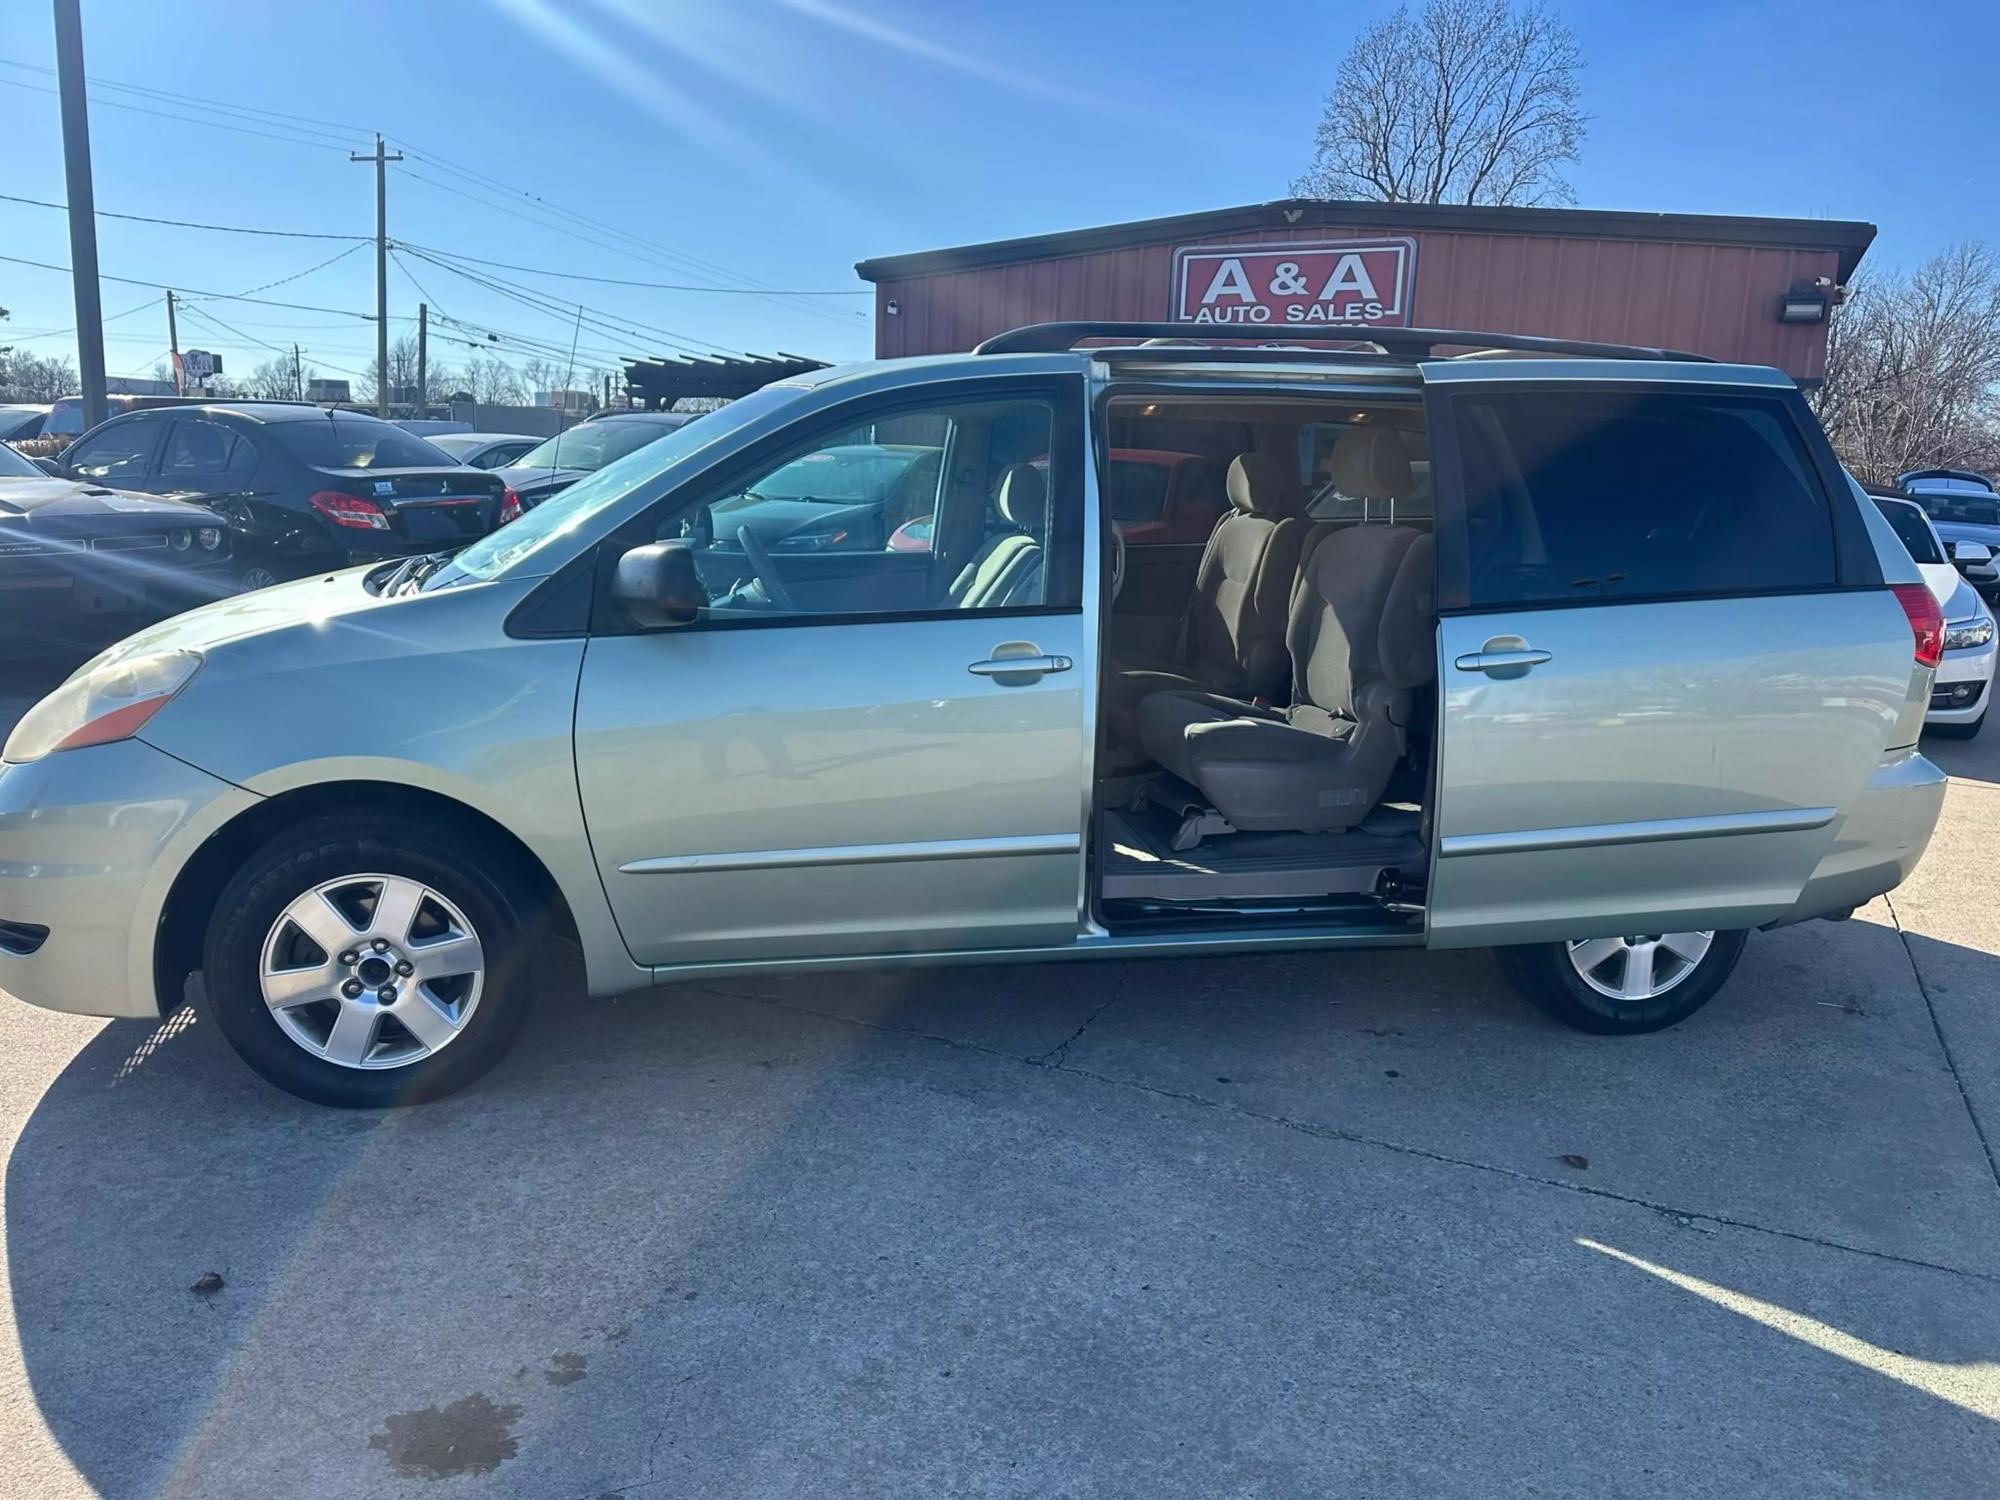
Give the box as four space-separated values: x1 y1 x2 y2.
969 645 1073 683
1453 646 1552 676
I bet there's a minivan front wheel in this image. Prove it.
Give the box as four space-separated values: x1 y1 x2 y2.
202 814 542 1106
1496 929 1748 1035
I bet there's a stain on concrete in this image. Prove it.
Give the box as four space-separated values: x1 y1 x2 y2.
368 1392 524 1479
545 1351 587 1386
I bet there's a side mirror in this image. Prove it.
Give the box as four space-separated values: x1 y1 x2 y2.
31 457 61 477
1954 541 1993 566
611 540 705 627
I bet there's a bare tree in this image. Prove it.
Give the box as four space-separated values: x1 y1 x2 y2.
1293 0 1586 207
246 355 309 400
462 354 528 406
1811 243 2000 485
0 350 78 402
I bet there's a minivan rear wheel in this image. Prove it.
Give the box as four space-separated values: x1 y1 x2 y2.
1496 929 1748 1034
201 813 544 1106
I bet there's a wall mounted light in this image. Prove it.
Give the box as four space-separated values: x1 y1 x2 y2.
1777 280 1830 323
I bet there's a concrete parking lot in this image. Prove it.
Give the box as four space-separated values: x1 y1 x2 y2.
2 664 1999 1497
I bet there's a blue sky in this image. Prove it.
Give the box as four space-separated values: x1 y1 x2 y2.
3 0 1995 384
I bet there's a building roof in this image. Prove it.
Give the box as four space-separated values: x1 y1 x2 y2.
855 198 1878 285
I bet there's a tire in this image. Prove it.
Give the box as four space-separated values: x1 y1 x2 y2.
1930 710 1985 740
237 563 283 592
201 812 546 1107
1495 928 1749 1035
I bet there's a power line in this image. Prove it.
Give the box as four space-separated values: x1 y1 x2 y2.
0 191 367 241
391 240 868 295
0 76 351 155
0 58 368 146
0 251 375 319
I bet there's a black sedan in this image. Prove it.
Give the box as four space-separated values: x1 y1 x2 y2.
494 410 696 510
45 402 511 589
0 438 236 656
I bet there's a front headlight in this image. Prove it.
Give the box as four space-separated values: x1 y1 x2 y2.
1945 616 1996 651
2 650 203 764
168 529 192 552
197 527 224 550
772 528 850 552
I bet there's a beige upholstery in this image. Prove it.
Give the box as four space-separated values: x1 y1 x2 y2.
949 464 1047 609
1328 426 1414 501
1105 453 1309 744
1138 527 1436 832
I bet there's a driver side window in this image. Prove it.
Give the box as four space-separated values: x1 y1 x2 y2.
656 391 1075 625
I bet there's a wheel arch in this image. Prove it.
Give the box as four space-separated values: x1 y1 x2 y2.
153 780 583 1017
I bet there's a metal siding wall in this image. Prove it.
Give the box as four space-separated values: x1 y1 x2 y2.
869 228 1843 379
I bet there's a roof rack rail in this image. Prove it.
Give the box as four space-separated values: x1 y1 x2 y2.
972 321 1713 363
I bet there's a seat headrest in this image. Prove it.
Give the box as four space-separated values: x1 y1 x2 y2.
1225 453 1305 518
1377 531 1437 690
995 463 1046 528
1329 426 1414 501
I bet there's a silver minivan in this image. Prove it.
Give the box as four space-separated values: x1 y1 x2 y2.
0 325 1949 1106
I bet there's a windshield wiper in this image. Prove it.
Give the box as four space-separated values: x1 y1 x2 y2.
387 552 453 596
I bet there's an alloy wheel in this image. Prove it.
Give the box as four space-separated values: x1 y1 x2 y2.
1564 931 1714 1003
259 874 485 1069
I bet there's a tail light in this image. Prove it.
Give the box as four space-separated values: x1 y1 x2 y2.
1892 582 1946 668
498 487 523 525
309 491 391 531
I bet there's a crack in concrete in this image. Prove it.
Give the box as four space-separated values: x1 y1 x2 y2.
1027 969 1131 1066
712 983 2000 1287
1883 890 2000 1196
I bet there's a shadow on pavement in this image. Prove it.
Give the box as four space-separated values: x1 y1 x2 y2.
9 926 2000 1495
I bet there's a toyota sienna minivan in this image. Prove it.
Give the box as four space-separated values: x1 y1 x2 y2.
0 324 1949 1106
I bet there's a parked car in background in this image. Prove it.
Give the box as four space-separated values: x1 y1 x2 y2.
494 410 696 510
886 449 1225 552
0 324 1949 1107
711 442 942 554
1874 491 1995 738
43 392 206 443
426 432 542 471
0 433 234 656
0 404 51 443
1900 468 2000 599
44 402 510 589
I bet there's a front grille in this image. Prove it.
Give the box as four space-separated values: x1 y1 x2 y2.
88 533 170 553
1931 680 1988 712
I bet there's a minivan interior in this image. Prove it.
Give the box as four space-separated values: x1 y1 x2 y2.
1092 392 1438 933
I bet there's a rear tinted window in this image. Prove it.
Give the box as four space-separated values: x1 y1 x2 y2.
269 414 453 469
1873 498 1945 564
1454 391 1837 606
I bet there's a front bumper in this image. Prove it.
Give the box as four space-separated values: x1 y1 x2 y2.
0 738 257 1019
1770 748 1948 926
1927 637 1995 725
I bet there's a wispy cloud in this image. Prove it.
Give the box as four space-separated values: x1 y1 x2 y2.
486 0 776 171
774 0 1100 112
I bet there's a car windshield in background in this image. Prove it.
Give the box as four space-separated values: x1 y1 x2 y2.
1916 492 2000 526
0 410 44 441
426 435 487 460
515 421 680 473
737 445 930 505
423 386 800 590
274 414 454 469
0 441 43 479
1874 497 1946 563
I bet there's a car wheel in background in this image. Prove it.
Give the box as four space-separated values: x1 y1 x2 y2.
1496 929 1749 1035
1930 710 1985 740
237 563 282 591
201 813 545 1106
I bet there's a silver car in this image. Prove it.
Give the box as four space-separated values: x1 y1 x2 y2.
0 324 1949 1106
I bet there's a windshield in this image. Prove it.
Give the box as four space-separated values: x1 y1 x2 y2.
0 440 43 478
514 419 684 473
1874 498 1945 563
425 434 486 460
1916 491 2000 527
422 386 802 589
274 413 455 469
730 445 930 506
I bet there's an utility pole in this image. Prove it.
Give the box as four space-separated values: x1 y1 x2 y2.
53 0 107 430
293 344 303 401
164 290 182 395
416 302 428 414
349 132 402 416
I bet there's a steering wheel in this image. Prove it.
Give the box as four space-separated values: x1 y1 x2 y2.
1110 526 1127 600
736 526 797 612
